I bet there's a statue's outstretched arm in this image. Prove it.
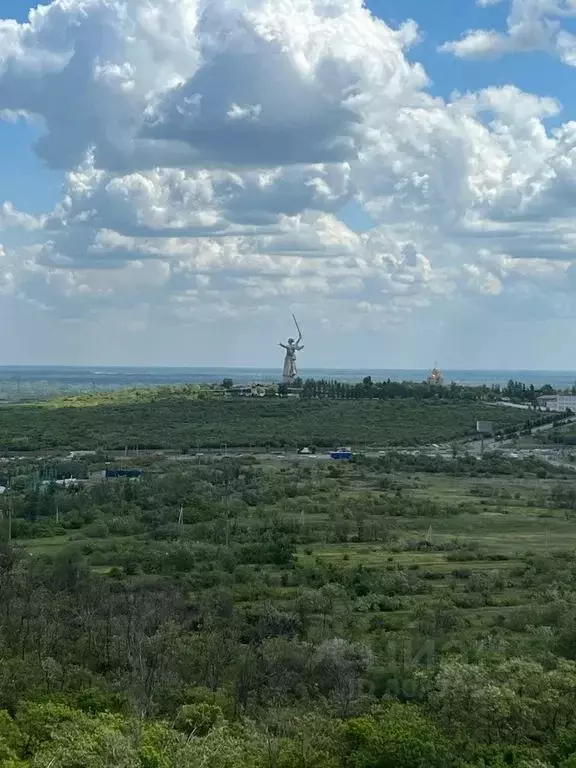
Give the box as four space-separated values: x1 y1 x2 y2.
279 343 288 349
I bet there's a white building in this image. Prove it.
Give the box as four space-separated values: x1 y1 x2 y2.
537 394 576 412
40 478 88 489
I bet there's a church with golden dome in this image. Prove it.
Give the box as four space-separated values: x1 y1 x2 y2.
427 366 444 386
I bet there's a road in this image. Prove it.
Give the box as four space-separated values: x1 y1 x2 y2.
85 411 576 468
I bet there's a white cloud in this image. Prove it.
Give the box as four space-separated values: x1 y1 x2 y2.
0 202 44 231
0 0 424 172
2 0 576 366
440 0 576 65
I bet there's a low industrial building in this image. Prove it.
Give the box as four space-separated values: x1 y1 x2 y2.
40 478 88 489
537 394 576 412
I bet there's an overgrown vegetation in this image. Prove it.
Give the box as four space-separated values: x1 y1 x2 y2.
0 390 535 451
2 443 576 766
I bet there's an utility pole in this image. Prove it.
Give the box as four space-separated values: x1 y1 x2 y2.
225 481 230 547
7 495 12 545
178 505 184 538
226 486 230 547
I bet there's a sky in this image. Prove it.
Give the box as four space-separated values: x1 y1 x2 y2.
2 1 576 369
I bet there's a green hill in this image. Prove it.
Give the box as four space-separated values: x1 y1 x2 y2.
0 390 531 451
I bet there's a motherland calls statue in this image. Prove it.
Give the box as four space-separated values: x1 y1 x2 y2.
280 315 304 384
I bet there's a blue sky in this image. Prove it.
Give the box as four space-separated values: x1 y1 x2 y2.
0 1 61 214
4 0 574 225
2 0 33 21
0 0 64 212
1 0 576 369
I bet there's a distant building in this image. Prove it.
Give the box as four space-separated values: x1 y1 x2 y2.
231 382 270 398
40 478 88 490
537 394 576 412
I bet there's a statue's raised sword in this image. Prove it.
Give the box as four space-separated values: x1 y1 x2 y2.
292 314 303 342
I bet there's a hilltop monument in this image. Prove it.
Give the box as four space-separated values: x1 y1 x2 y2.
280 315 304 384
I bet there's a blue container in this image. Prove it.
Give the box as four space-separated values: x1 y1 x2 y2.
330 451 353 461
105 468 144 479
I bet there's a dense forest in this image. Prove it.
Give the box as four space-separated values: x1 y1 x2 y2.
2 446 576 765
0 391 537 452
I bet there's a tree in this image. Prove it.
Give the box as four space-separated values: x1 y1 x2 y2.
311 638 374 716
343 703 456 768
428 658 576 746
175 703 222 737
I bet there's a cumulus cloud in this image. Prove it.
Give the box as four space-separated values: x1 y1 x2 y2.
0 202 44 231
0 0 424 172
44 155 352 243
440 0 576 64
2 0 576 364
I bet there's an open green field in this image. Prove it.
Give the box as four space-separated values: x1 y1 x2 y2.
3 446 576 766
0 392 532 451
6 451 576 632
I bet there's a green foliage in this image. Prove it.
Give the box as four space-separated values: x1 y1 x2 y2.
344 704 456 768
174 703 223 736
0 395 531 451
428 658 576 745
0 422 575 768
0 710 23 754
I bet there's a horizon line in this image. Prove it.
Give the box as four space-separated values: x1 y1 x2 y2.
0 365 574 374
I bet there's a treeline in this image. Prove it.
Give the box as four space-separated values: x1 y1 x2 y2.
292 377 555 403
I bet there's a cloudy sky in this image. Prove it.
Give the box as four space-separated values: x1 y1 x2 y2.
1 0 576 369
